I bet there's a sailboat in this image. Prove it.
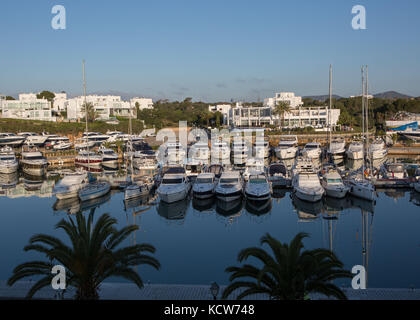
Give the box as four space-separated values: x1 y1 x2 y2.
124 102 149 200
346 66 376 202
78 60 111 202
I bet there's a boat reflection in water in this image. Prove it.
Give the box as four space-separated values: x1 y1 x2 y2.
215 197 243 218
157 198 189 223
272 188 288 199
0 172 18 189
192 197 215 213
291 194 322 221
324 196 352 213
410 191 420 207
124 194 152 211
53 192 111 215
349 195 375 214
245 198 272 216
23 174 44 191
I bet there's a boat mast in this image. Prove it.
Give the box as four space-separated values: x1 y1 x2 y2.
129 101 134 179
361 66 365 179
328 64 333 153
365 65 372 174
83 60 89 165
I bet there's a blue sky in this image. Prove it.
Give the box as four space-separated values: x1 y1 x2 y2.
1 0 419 101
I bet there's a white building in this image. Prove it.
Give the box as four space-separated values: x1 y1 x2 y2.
66 95 134 120
52 92 68 111
131 97 153 110
264 92 303 109
228 103 340 129
208 104 232 125
1 93 56 121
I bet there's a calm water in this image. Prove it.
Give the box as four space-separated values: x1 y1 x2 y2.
1 169 420 289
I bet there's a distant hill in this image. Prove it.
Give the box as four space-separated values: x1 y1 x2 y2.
373 91 412 99
303 95 343 101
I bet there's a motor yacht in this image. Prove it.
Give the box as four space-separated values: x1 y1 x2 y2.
75 150 102 168
185 159 204 181
163 142 186 165
267 161 292 188
370 163 412 188
327 138 346 159
53 171 89 200
20 148 48 176
189 141 210 164
0 146 19 174
302 142 322 159
231 139 249 165
321 169 349 199
157 173 191 203
19 132 49 146
124 180 151 201
0 133 26 147
346 141 364 160
52 141 73 151
244 171 272 201
368 138 388 160
193 172 216 199
210 140 230 162
253 139 270 159
292 158 324 202
275 135 298 160
98 147 119 169
74 139 96 150
82 132 110 145
215 171 243 201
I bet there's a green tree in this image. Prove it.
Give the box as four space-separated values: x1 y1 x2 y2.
37 91 56 102
8 211 160 300
222 232 351 300
5 96 15 100
273 101 291 128
82 102 98 122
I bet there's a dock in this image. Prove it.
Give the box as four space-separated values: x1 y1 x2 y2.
1 281 419 300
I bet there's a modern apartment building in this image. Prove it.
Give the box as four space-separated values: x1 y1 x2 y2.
208 104 232 125
1 93 56 121
131 97 154 110
264 92 304 109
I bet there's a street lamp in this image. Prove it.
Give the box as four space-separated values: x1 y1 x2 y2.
210 282 219 300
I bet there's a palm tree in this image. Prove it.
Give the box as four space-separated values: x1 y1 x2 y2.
82 102 97 122
273 101 290 129
7 211 160 300
222 232 351 300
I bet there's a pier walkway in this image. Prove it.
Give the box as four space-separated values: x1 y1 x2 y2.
1 281 419 300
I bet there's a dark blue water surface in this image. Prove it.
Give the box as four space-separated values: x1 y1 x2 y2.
1 177 420 289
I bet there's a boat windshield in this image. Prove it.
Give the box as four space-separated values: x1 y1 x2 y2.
220 178 238 184
327 178 342 184
0 156 14 161
305 145 319 149
196 178 213 184
269 165 286 175
24 156 44 160
249 177 266 184
162 178 183 184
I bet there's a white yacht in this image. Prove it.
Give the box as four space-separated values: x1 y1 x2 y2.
192 173 216 199
413 168 420 193
215 171 243 201
346 177 376 201
327 138 346 159
79 180 111 202
346 141 364 160
0 133 26 147
98 147 119 169
124 181 150 201
42 133 70 144
0 147 19 174
53 171 89 200
210 141 230 162
267 161 292 188
302 142 322 159
74 139 96 150
231 139 249 165
157 173 191 203
164 142 186 165
82 132 111 145
75 151 103 168
19 132 49 146
20 148 48 176
53 141 73 150
369 138 388 160
253 140 270 159
244 172 272 201
189 142 210 163
275 135 298 160
292 158 324 202
321 170 349 199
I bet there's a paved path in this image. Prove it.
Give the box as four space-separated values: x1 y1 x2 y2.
1 281 419 300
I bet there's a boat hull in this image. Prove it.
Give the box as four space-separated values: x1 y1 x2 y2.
294 188 324 203
275 147 297 160
79 184 110 202
0 163 19 174
158 189 189 203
